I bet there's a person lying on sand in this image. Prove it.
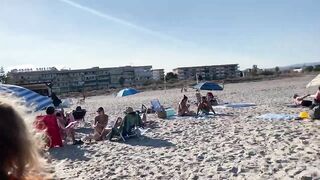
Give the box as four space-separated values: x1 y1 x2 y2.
178 95 195 116
293 94 312 107
197 96 216 116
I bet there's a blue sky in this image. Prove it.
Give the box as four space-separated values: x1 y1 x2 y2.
0 0 319 72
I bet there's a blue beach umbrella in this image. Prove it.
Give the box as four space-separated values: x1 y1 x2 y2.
0 84 53 111
117 88 140 97
193 82 224 91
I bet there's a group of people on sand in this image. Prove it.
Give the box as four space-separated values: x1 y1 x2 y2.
36 104 147 148
85 106 146 142
35 106 86 148
293 86 320 119
178 90 217 116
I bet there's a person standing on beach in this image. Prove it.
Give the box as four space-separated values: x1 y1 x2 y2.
93 107 109 141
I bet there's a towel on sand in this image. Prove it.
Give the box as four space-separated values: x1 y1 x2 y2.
214 103 256 109
257 113 298 120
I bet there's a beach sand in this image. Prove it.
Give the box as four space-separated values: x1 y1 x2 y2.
49 75 320 179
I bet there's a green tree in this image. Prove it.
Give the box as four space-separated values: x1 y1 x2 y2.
0 67 7 83
165 72 178 82
314 65 320 71
303 66 314 72
275 66 280 73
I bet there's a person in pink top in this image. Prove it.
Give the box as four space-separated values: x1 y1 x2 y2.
314 86 320 102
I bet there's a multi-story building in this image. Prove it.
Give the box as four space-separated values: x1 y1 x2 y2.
173 64 239 80
7 66 153 94
152 69 165 81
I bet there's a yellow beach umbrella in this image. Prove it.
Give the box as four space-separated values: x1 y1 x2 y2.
306 74 320 88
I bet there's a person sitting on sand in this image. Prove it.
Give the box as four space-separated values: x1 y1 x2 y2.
197 96 216 116
178 95 195 116
207 92 218 106
56 112 83 145
293 94 312 107
109 107 145 141
0 97 47 180
311 86 320 105
41 106 63 148
93 107 109 141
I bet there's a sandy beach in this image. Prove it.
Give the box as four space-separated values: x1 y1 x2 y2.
49 75 320 179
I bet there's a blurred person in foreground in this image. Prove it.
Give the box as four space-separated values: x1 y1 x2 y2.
0 95 48 180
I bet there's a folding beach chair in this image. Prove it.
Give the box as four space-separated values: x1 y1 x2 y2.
151 99 164 112
109 114 143 142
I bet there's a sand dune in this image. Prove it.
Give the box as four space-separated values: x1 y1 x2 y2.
50 75 320 179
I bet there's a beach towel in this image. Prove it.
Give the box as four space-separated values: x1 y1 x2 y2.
213 103 256 109
257 113 298 120
225 103 256 108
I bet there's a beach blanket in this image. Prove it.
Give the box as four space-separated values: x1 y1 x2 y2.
214 103 256 109
257 113 298 120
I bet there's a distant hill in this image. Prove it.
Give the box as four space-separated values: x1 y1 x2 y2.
279 62 320 70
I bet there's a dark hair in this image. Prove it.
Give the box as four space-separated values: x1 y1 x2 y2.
56 112 62 117
46 106 55 115
76 106 82 111
293 94 299 99
183 95 188 100
318 86 320 90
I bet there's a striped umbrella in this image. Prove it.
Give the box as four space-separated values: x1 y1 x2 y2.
0 84 53 111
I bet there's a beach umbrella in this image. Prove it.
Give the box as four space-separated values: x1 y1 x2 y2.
0 84 53 111
117 88 140 97
193 82 224 91
306 74 320 88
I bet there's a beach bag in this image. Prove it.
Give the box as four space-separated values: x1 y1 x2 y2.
310 106 320 120
157 111 167 119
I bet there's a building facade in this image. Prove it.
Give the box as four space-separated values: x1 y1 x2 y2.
173 64 239 80
8 66 153 94
152 69 165 81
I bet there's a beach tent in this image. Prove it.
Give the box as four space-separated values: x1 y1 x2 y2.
193 82 224 91
306 74 320 88
0 84 53 111
117 88 140 97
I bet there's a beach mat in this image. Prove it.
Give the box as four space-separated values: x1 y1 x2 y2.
214 103 256 109
257 113 298 120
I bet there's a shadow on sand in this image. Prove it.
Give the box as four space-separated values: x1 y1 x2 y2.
124 136 175 148
49 145 92 161
75 127 94 134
